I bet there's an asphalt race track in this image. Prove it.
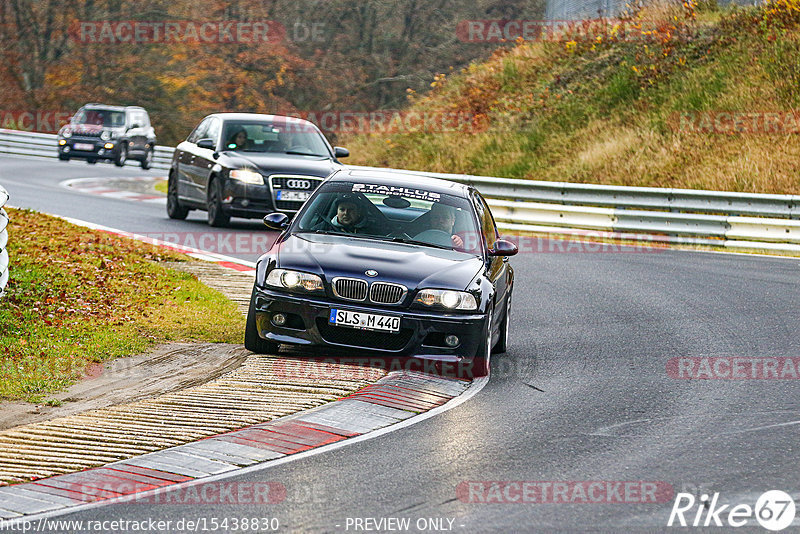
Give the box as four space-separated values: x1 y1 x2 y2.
3 154 800 532
1 155 272 263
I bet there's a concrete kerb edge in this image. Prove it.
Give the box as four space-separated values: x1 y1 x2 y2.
0 373 485 524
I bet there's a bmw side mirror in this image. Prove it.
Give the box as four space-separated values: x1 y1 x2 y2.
264 212 289 230
334 146 350 158
197 138 216 150
489 239 518 257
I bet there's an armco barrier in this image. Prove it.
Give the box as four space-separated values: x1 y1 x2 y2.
0 130 798 252
0 129 173 171
348 165 800 252
0 185 9 297
348 165 800 218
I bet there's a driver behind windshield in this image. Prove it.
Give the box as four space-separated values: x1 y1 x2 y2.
418 202 464 248
227 127 249 150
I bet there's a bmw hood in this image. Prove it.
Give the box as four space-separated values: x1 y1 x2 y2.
221 152 340 178
274 233 483 291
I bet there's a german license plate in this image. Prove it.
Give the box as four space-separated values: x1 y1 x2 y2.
277 190 310 201
329 309 400 332
74 143 94 151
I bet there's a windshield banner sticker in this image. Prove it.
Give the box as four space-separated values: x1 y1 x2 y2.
352 183 441 202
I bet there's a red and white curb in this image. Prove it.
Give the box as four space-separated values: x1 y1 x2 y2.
0 371 483 520
58 216 256 273
60 177 166 204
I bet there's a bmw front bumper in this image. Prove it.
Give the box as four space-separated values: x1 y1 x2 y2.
252 287 487 362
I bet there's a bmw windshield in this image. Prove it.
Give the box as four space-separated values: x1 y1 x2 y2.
293 180 482 253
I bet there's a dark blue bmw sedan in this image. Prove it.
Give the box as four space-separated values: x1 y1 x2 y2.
245 169 516 377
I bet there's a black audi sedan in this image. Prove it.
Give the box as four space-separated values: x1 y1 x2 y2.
245 169 517 378
167 113 350 227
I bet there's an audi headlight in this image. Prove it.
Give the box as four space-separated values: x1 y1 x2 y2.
100 130 112 141
415 289 478 311
61 128 72 138
230 169 264 185
265 269 323 293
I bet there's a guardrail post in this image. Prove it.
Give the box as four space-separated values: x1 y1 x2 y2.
0 184 9 298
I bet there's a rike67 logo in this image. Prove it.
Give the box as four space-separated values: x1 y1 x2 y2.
668 490 796 531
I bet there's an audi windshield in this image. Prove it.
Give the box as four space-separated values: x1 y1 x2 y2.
220 119 330 157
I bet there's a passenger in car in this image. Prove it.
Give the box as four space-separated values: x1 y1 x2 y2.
332 198 369 233
310 194 376 234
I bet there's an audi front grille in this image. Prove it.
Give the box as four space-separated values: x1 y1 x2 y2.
271 174 323 212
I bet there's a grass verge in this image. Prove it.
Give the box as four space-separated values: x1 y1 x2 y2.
0 208 244 402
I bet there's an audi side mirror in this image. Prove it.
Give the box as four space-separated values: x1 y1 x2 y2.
264 212 289 230
334 146 350 158
489 239 518 257
197 138 216 150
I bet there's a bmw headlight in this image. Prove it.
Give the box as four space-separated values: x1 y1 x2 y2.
61 128 72 138
415 289 478 311
265 269 324 293
100 130 112 141
230 169 264 185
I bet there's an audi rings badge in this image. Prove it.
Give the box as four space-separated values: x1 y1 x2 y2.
286 179 311 190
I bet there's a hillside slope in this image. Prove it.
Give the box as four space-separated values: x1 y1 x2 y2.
344 0 800 194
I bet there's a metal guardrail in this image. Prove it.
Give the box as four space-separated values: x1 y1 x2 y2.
349 166 800 218
348 165 800 252
0 185 9 297
0 129 797 252
0 129 173 171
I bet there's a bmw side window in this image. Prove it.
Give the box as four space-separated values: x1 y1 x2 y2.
475 194 498 250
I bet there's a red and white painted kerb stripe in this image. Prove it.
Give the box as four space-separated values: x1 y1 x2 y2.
0 371 471 518
61 177 167 204
58 216 256 273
